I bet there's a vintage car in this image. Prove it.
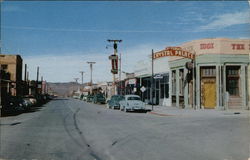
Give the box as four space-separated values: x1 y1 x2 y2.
82 95 88 101
119 95 146 112
86 95 94 102
93 94 106 104
106 95 124 109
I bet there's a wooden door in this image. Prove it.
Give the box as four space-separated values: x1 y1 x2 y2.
203 81 216 109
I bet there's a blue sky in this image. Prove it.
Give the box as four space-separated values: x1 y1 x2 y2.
1 1 250 82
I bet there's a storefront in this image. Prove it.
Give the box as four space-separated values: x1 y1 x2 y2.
134 58 171 106
162 38 250 110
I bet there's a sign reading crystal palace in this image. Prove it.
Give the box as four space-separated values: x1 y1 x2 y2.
153 47 195 60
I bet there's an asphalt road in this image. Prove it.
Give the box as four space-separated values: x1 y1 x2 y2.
0 98 249 160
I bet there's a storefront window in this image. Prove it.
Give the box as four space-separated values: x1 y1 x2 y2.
165 83 169 98
172 71 176 95
226 66 240 96
202 67 216 77
160 84 164 98
179 69 184 95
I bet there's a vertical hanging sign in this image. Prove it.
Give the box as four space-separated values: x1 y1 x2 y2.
109 54 118 74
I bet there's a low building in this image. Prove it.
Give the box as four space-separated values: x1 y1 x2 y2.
134 57 171 106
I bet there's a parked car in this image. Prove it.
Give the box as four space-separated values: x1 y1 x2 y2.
2 96 24 114
86 95 94 102
24 95 37 106
82 95 88 101
119 95 146 112
93 94 106 104
106 95 124 109
21 98 33 110
80 94 84 100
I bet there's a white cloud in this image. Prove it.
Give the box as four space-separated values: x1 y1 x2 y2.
22 43 173 83
199 10 250 30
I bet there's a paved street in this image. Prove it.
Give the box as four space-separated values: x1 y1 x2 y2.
0 98 249 160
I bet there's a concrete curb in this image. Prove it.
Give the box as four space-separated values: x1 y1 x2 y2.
148 111 176 117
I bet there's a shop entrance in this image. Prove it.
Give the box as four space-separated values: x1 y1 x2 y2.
202 80 216 108
226 66 241 109
201 67 216 109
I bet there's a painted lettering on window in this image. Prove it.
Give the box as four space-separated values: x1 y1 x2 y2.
231 44 245 50
200 43 214 49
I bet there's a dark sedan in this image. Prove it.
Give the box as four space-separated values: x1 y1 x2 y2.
93 94 106 104
106 95 124 109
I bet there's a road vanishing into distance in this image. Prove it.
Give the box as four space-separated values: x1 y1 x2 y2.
0 98 249 160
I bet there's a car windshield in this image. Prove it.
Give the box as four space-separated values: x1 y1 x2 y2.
127 97 140 101
96 94 104 98
113 96 124 100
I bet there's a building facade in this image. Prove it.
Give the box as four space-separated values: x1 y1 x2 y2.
134 57 171 106
0 54 23 96
165 38 250 110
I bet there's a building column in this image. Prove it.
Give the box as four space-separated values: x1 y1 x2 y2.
248 64 250 109
176 69 180 108
196 65 201 109
184 68 189 108
223 65 227 110
241 65 247 109
216 65 221 110
169 71 172 107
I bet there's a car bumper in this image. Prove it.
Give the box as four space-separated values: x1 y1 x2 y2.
126 106 145 111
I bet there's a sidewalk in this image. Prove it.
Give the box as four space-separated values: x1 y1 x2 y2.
146 105 250 117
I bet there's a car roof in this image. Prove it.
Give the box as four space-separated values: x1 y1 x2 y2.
112 95 123 97
125 95 140 98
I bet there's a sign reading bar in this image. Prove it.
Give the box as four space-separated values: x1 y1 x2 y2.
109 54 118 74
153 47 195 60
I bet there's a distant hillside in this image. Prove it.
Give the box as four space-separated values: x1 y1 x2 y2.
47 82 86 97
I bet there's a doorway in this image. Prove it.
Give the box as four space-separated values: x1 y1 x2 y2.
201 66 216 109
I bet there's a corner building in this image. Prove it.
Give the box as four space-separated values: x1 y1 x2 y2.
168 38 249 110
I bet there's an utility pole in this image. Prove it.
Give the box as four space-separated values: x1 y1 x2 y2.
79 71 85 85
36 66 39 95
151 49 154 111
24 64 27 81
119 52 122 95
27 71 29 81
107 39 122 96
74 78 79 83
74 78 79 93
192 52 196 109
87 62 96 86
41 76 43 94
